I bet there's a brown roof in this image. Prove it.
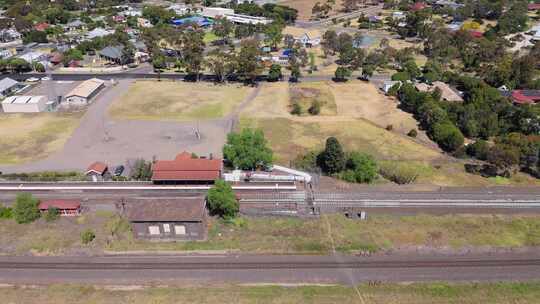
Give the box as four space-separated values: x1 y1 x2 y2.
39 200 81 211
126 197 206 222
86 161 108 175
152 152 222 181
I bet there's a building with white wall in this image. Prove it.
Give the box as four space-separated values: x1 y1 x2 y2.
65 78 105 105
2 95 47 113
202 7 234 18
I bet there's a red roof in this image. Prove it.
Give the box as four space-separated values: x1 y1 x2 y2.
511 90 540 105
35 23 50 31
152 152 222 181
469 31 483 38
39 200 81 211
86 161 108 175
410 2 427 11
529 3 540 10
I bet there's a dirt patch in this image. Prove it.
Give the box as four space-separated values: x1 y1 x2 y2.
289 83 337 116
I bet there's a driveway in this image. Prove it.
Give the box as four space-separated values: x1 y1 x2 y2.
0 79 238 173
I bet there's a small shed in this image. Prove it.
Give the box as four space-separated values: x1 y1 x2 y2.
86 161 109 181
39 200 81 216
65 78 105 105
127 197 207 241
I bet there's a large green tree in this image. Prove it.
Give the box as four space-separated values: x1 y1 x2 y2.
223 128 273 170
318 137 345 174
207 179 239 219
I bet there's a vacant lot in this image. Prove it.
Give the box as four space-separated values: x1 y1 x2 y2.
109 81 253 121
2 282 540 304
280 0 345 20
290 82 337 116
0 113 82 164
3 211 538 255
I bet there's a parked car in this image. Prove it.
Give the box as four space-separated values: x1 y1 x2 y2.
26 77 40 82
114 165 125 176
41 76 51 81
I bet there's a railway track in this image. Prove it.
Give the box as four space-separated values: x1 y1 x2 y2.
1 259 539 270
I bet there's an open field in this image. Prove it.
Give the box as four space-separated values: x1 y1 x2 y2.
289 82 337 115
279 0 344 21
0 113 82 165
108 81 253 121
2 212 539 255
1 282 540 303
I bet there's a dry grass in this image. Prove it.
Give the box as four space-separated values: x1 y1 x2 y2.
2 282 540 304
0 112 82 164
279 0 344 21
108 80 253 121
289 82 337 116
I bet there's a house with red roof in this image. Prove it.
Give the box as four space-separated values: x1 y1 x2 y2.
469 31 483 38
528 3 540 10
410 2 427 11
152 152 222 184
85 161 109 181
510 90 540 105
39 200 81 216
34 22 50 32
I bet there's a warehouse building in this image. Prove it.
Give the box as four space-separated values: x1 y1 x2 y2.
2 95 48 113
65 78 105 105
127 197 207 241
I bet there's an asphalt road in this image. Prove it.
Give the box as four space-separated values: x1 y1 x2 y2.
0 253 539 285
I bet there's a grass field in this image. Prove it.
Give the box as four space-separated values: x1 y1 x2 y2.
4 212 537 255
0 112 82 164
2 281 540 303
108 81 253 121
289 82 337 115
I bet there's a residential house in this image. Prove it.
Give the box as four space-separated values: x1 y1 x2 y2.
34 22 50 32
38 200 81 216
510 90 540 105
0 28 21 43
224 14 271 25
64 19 85 32
65 78 105 105
392 11 406 19
529 3 540 10
0 77 23 97
85 161 109 181
122 9 143 17
0 49 12 59
99 45 131 65
126 197 207 241
410 2 427 11
112 15 126 23
85 27 114 40
17 51 48 64
434 0 464 10
295 33 321 47
415 81 463 102
151 151 223 184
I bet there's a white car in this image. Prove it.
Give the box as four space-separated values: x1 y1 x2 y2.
41 76 51 81
26 77 40 82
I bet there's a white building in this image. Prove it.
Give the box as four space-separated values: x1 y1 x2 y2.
65 78 105 105
392 11 405 19
381 80 401 94
17 51 48 64
0 77 23 97
0 28 21 43
224 13 271 25
2 95 47 113
202 7 234 18
85 28 114 40
295 33 321 47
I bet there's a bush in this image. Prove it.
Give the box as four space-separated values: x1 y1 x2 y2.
339 152 378 183
430 121 464 152
0 206 12 219
290 102 302 115
467 140 490 160
44 207 59 222
207 180 239 219
407 129 418 137
379 162 420 184
308 100 321 115
292 150 320 171
13 193 40 224
81 229 96 244
317 137 346 174
223 128 273 170
386 124 393 131
391 71 411 81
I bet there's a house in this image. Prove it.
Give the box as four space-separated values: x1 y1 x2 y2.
34 22 50 32
99 45 131 64
17 51 48 64
38 200 81 216
122 9 143 17
510 90 540 105
469 30 483 38
85 161 109 181
0 28 21 43
410 2 427 11
528 3 540 10
392 11 406 19
85 27 113 40
112 15 126 23
65 78 105 105
137 17 152 28
295 33 321 48
0 77 24 97
64 19 85 32
151 151 223 184
434 0 464 10
202 7 235 18
2 95 48 113
381 80 401 94
126 197 207 241
0 49 12 59
415 81 463 102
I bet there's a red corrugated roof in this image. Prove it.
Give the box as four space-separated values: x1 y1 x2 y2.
410 2 427 11
470 31 483 38
529 3 540 10
86 161 108 174
511 90 540 104
39 200 81 210
35 23 49 31
152 152 222 181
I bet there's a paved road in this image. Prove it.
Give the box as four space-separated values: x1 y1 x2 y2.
0 253 539 285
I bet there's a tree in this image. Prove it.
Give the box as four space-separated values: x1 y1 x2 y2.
318 137 345 174
142 5 175 25
487 144 520 172
130 159 153 181
206 49 234 83
44 207 59 222
430 121 465 152
321 30 338 57
181 28 205 79
13 193 40 224
81 229 96 244
62 48 83 66
207 179 239 219
267 64 282 82
283 34 295 49
212 16 234 43
223 128 273 170
23 30 48 43
467 140 490 160
264 22 284 50
236 39 263 84
334 66 351 81
340 151 378 183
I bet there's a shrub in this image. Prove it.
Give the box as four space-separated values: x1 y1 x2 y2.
44 207 59 222
386 124 393 131
391 71 411 81
379 162 420 184
0 206 12 219
317 137 346 174
308 100 321 115
430 121 464 152
407 129 418 137
291 102 302 115
292 150 321 171
467 140 490 160
207 179 239 219
223 128 273 170
339 152 378 183
81 229 96 244
13 193 40 224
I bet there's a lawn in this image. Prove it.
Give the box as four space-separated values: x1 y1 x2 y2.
108 81 253 121
0 112 82 164
1 282 540 303
4 211 537 255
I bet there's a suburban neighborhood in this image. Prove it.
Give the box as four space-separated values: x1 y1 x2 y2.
0 0 538 303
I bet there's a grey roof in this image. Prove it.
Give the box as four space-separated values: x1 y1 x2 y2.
66 19 84 27
99 45 124 59
127 197 206 222
0 77 19 92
